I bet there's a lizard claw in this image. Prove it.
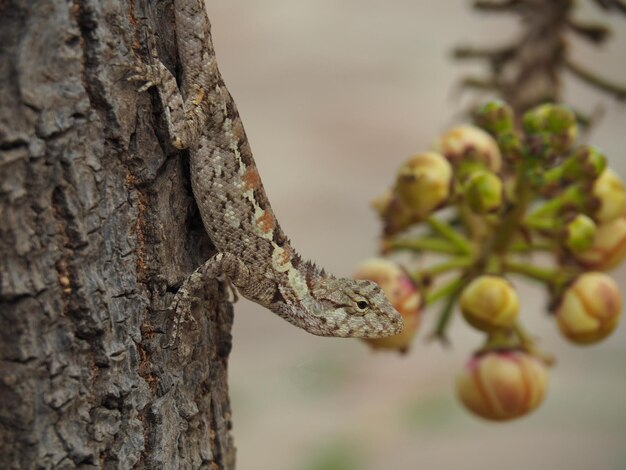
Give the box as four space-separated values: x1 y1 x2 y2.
126 61 163 93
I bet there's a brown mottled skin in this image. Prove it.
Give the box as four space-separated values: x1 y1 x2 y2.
130 0 403 340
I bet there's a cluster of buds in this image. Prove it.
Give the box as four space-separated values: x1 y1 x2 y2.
357 100 625 421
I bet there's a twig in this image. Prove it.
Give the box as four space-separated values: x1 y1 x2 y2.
565 59 626 101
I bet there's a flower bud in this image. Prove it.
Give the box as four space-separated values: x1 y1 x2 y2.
372 191 418 236
456 351 549 421
460 276 519 332
395 152 452 217
476 100 514 135
463 170 503 214
496 130 523 161
354 259 422 353
523 103 577 157
561 214 596 253
562 146 607 182
554 272 622 344
433 125 502 172
575 213 626 271
591 168 626 223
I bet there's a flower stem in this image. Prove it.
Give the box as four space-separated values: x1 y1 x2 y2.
426 216 473 255
513 322 555 366
509 240 555 252
523 216 560 232
425 277 465 306
428 278 465 345
387 237 462 255
418 257 474 279
503 259 559 284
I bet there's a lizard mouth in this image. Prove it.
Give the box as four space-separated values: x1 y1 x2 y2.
318 310 404 338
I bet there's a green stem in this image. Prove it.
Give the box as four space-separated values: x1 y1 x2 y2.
513 322 533 349
491 165 532 255
523 216 560 232
425 277 464 306
427 278 466 345
503 259 558 284
430 291 461 345
513 322 555 366
418 257 474 278
426 217 473 255
509 240 554 252
387 237 462 255
527 185 586 220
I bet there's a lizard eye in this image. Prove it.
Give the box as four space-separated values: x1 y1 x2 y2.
356 300 369 311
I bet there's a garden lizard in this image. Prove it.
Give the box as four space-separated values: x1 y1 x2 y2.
130 0 404 341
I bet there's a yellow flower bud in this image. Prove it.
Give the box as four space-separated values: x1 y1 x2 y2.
456 351 549 421
434 125 502 172
592 169 626 223
459 275 519 332
395 152 452 217
463 170 503 214
575 213 626 271
354 258 422 353
555 272 622 344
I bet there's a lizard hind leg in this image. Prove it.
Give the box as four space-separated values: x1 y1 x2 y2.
126 20 212 150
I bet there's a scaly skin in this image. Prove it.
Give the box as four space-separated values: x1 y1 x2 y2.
130 0 403 340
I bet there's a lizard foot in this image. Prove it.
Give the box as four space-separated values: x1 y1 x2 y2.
126 61 167 93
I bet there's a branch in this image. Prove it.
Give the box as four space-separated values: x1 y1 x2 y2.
592 0 626 14
473 0 521 12
566 59 626 101
566 19 611 44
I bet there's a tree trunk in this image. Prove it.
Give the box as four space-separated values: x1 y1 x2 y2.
0 0 236 468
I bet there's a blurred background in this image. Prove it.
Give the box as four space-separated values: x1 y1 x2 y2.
205 1 626 469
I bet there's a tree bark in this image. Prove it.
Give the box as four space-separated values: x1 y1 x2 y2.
0 0 235 468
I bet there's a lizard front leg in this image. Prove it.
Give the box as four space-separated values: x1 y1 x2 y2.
168 253 276 348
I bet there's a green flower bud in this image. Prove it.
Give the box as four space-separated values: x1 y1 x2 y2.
562 214 597 253
591 168 626 223
463 170 503 214
476 100 514 135
523 103 577 157
562 146 607 182
497 130 523 161
395 152 452 217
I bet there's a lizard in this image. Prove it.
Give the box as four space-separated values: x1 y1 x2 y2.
129 0 404 341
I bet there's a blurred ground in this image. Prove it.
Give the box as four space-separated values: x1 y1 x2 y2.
205 1 626 469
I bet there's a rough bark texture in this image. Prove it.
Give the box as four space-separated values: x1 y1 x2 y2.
0 0 236 468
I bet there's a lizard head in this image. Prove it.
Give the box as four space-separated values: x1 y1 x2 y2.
304 277 404 338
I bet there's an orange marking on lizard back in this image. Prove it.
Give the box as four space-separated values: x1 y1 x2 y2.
242 166 261 191
256 210 276 234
